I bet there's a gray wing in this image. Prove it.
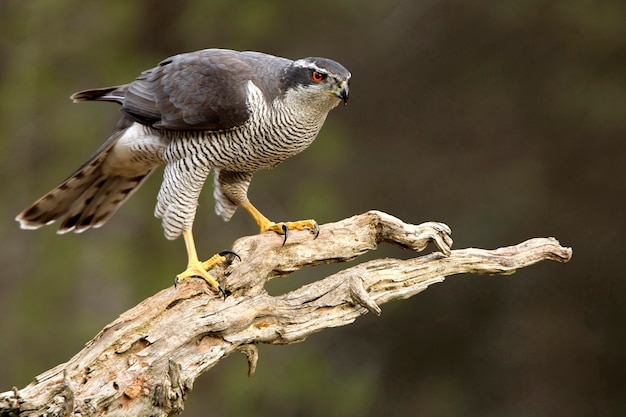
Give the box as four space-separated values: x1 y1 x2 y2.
97 49 258 131
71 49 292 132
122 49 256 131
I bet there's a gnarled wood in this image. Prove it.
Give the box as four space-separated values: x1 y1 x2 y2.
0 211 572 416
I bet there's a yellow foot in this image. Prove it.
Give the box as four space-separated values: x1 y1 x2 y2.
261 219 320 245
239 201 319 244
175 253 230 295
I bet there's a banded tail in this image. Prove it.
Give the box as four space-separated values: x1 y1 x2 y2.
16 130 155 234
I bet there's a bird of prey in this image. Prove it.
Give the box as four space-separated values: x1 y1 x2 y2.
16 48 351 293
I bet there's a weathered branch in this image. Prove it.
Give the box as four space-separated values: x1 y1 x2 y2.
0 210 572 417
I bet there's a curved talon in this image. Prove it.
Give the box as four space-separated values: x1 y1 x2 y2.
312 222 320 239
281 223 289 245
217 285 227 299
219 249 241 262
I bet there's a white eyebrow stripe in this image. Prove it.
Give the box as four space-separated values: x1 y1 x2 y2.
293 60 330 74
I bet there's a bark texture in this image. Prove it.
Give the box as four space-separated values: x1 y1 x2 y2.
0 211 572 416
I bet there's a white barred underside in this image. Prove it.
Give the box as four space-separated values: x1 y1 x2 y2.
154 81 331 239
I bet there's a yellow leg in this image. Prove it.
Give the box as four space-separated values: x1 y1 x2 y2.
176 229 225 292
240 201 318 239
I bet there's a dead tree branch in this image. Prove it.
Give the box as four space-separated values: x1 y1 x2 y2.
0 210 572 417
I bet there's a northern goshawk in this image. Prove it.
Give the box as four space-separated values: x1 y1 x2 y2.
16 48 351 293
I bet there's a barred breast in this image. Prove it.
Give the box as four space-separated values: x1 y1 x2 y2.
154 81 329 239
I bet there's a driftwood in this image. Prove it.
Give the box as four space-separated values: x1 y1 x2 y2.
0 210 572 417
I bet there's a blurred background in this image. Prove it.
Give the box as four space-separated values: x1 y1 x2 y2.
1 1 624 416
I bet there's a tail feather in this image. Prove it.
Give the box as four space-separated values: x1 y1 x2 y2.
70 85 128 104
16 145 115 230
58 171 154 233
16 129 154 233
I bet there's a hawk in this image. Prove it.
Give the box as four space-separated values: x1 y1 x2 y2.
16 48 351 293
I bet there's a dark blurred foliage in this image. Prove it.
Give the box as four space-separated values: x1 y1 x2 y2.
1 0 624 416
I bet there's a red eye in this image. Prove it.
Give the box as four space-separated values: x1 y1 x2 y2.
311 71 325 83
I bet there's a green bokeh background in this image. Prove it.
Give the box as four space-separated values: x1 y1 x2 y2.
1 1 624 416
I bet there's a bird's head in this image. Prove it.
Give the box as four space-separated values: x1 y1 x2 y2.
282 57 351 110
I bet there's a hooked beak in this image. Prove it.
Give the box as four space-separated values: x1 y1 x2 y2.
335 81 349 105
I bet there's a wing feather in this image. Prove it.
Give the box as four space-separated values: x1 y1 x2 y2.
122 49 255 131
